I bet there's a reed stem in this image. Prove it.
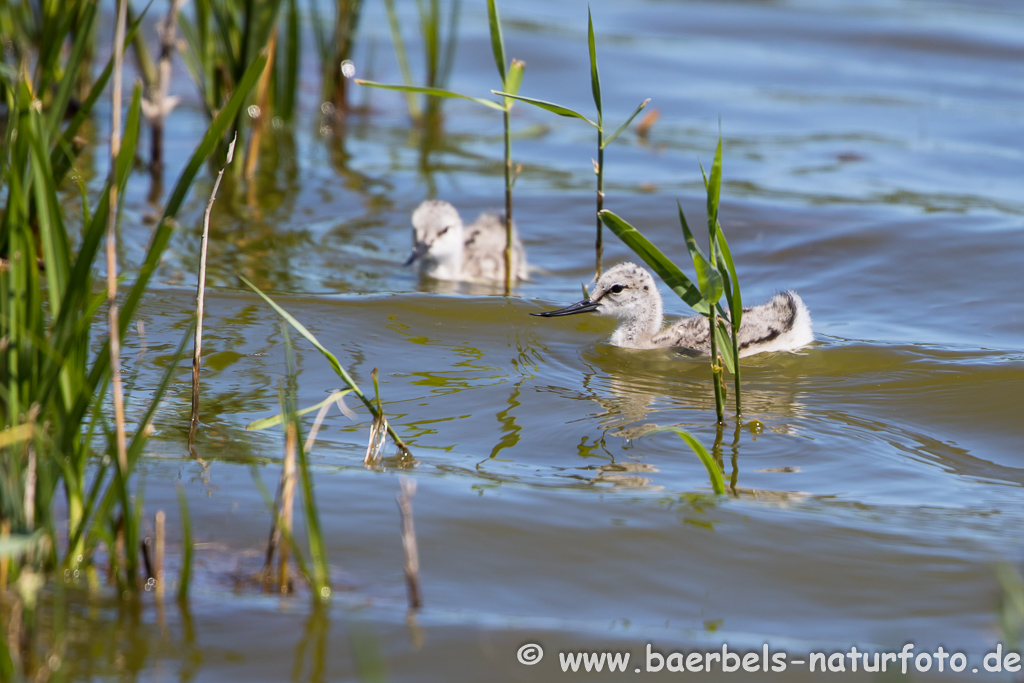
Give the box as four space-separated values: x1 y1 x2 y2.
190 134 237 446
148 0 185 171
595 132 604 279
279 422 297 593
503 107 513 294
732 334 741 417
397 478 422 610
708 315 725 425
106 0 130 493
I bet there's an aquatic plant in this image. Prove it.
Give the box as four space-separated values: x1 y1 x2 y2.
651 428 725 495
495 7 649 279
241 278 413 458
191 134 238 445
0 7 267 618
311 0 364 113
376 0 461 128
178 0 293 169
599 137 743 424
356 0 525 291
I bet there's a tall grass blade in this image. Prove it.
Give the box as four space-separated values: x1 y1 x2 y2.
356 80 504 110
381 0 421 119
677 202 722 304
703 136 723 236
599 210 708 314
714 223 741 328
492 92 597 127
239 276 412 455
44 0 98 141
587 6 601 123
295 420 330 602
652 427 725 495
486 0 506 84
713 320 735 374
601 98 650 149
51 7 151 196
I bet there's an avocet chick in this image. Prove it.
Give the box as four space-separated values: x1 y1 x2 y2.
405 199 528 283
533 262 812 356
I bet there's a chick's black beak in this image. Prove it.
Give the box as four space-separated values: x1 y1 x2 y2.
404 241 429 267
531 298 601 317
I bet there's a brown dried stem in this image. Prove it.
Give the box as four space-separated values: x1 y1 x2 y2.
107 0 130 479
396 477 422 610
189 134 237 447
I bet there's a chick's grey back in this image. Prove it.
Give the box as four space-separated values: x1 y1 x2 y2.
461 211 528 282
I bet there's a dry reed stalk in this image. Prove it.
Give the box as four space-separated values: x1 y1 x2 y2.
106 0 130 477
155 510 165 601
244 29 278 183
189 134 237 446
396 477 421 610
145 0 185 170
278 422 297 593
0 520 9 590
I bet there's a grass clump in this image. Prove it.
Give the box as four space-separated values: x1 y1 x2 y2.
0 8 266 648
600 136 743 424
495 7 649 279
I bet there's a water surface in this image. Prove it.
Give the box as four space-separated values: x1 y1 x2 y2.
48 0 1024 680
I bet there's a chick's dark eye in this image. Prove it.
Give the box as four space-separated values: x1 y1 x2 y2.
609 284 625 294
438 226 450 236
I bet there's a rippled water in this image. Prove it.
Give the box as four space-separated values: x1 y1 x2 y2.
44 0 1024 680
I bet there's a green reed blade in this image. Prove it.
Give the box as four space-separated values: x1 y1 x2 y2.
714 319 736 374
295 421 330 601
492 91 597 127
439 0 461 89
278 0 299 120
677 201 722 304
587 6 601 124
704 135 723 236
693 252 723 306
127 0 158 89
27 111 72 313
50 5 150 184
357 80 505 110
714 221 742 329
247 389 353 431
44 0 97 141
240 276 412 454
601 98 650 149
176 484 192 603
600 209 708 313
486 0 506 84
652 427 725 495
382 0 420 119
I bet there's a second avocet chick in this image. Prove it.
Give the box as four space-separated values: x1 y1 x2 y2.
533 262 813 357
405 199 528 284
